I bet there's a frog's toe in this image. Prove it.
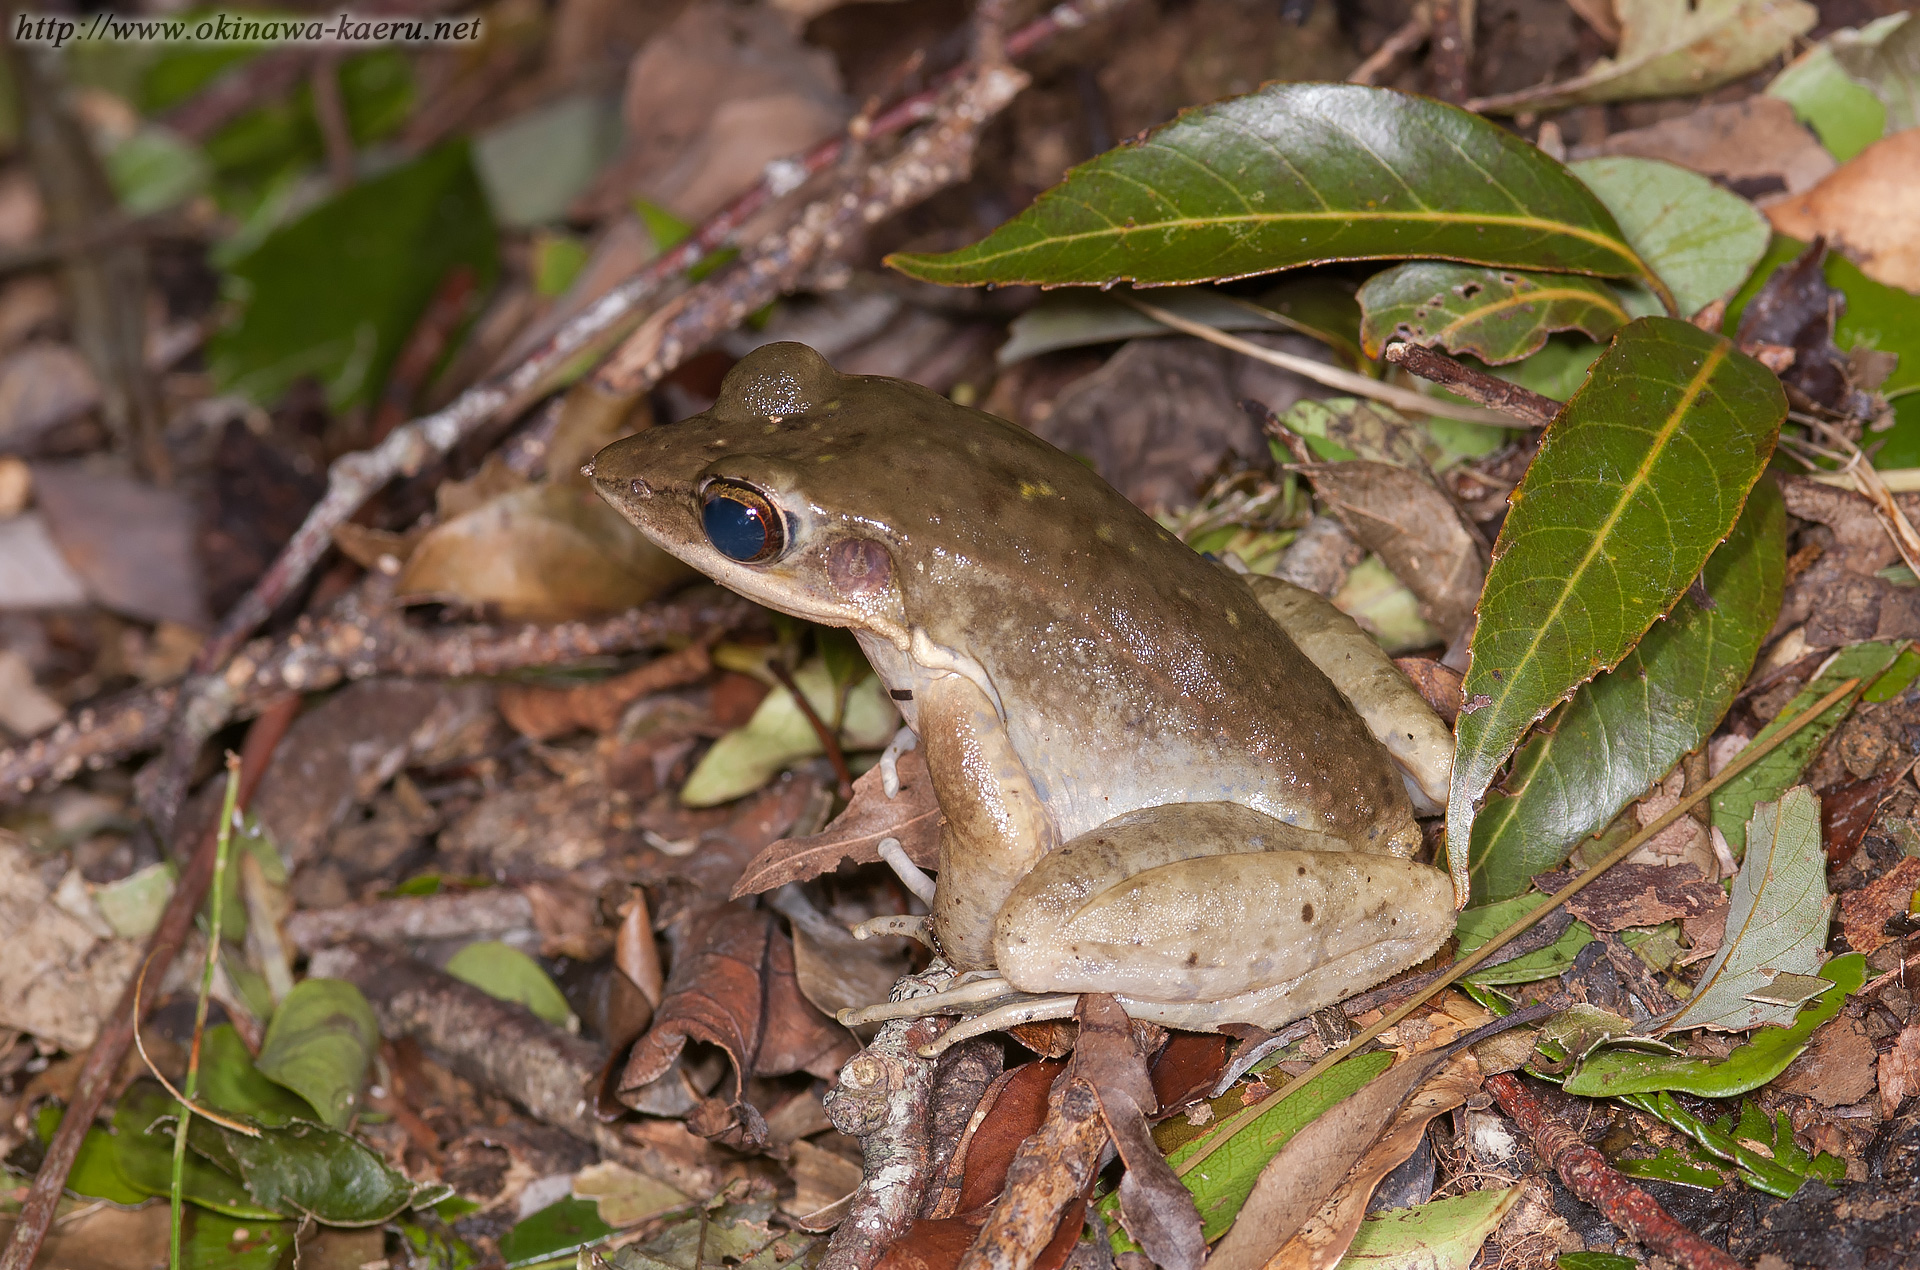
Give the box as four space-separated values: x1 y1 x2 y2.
835 971 1015 1026
916 994 1079 1057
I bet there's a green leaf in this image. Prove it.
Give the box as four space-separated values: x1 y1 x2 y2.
1168 1051 1394 1241
1341 1187 1520 1268
110 1080 282 1220
1446 318 1786 887
1455 895 1595 985
1623 1091 1846 1197
1570 157 1772 317
186 1113 425 1226
177 1209 299 1270
1565 953 1863 1098
1469 0 1817 113
472 93 624 229
209 141 496 410
601 1200 788 1270
197 1024 316 1127
255 979 379 1130
1269 397 1429 469
886 84 1656 295
1358 263 1630 364
93 859 178 939
1468 480 1785 903
1558 1254 1644 1270
1614 1148 1731 1189
1252 275 1370 371
445 941 574 1028
1709 641 1906 857
1767 14 1910 161
31 1103 148 1205
1659 788 1834 1034
499 1197 615 1268
681 660 899 806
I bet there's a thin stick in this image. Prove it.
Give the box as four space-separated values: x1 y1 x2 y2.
170 756 241 1270
1124 297 1518 428
0 694 299 1270
1382 340 1560 427
1174 676 1860 1178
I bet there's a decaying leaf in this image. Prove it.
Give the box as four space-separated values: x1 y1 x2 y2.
1357 263 1629 364
1537 862 1727 934
1295 460 1485 640
1658 786 1832 1033
1878 1021 1920 1117
1838 854 1920 957
1469 0 1817 113
681 661 897 807
1338 1187 1522 1268
734 746 940 896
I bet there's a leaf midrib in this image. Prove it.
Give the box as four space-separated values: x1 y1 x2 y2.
923 208 1646 274
1430 284 1633 343
1464 338 1731 759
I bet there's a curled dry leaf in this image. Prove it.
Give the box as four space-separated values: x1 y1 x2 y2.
1295 460 1485 640
1768 130 1920 296
734 747 940 898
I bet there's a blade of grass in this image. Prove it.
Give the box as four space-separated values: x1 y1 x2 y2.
1174 675 1861 1180
171 754 241 1270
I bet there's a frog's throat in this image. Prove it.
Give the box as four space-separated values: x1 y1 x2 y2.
907 627 1005 720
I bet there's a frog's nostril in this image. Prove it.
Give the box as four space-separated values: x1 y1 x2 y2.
630 478 653 498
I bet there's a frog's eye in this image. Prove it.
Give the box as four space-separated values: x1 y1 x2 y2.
701 481 786 563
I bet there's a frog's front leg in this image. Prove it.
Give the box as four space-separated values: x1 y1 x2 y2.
996 801 1455 1032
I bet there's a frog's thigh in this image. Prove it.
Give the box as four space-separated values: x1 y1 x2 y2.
993 804 1452 1027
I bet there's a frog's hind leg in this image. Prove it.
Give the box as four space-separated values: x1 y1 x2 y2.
992 802 1454 1032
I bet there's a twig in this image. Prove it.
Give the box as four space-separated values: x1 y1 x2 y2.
0 695 298 1270
1426 0 1475 103
0 210 204 279
170 755 241 1270
822 966 958 1270
1172 676 1861 1180
309 54 356 192
1125 297 1517 427
768 659 856 801
1348 3 1432 86
134 579 752 824
1487 1073 1740 1270
162 48 315 141
1383 340 1560 427
161 0 1128 834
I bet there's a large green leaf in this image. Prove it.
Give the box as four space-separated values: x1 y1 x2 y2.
1446 319 1786 887
208 141 496 410
110 1080 283 1221
1358 262 1630 364
1468 480 1785 903
185 1114 428 1227
887 84 1658 296
1569 157 1771 318
255 979 379 1130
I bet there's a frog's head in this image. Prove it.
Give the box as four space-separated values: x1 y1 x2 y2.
586 342 921 641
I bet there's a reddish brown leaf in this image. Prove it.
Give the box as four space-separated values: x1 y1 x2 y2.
958 1077 1107 1270
758 915 860 1081
1841 856 1920 957
954 1060 1067 1218
1533 863 1725 933
1878 1022 1920 1118
733 748 940 897
875 1219 983 1270
1148 1033 1229 1119
1821 768 1908 867
1297 460 1486 639
496 642 714 740
1074 994 1202 1270
1392 656 1465 725
1775 1015 1878 1108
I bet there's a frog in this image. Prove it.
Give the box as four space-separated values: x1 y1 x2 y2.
586 341 1459 1047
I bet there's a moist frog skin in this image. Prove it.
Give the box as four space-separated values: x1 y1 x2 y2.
587 341 1457 1045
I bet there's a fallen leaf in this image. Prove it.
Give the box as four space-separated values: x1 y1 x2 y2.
1074 994 1202 1270
1265 1055 1482 1270
1658 786 1833 1033
0 513 90 610
1768 13 1913 161
0 835 142 1049
948 1058 1067 1219
1573 96 1835 199
1468 0 1817 113
571 1159 687 1228
681 660 897 807
473 93 624 229
734 746 940 897
1839 854 1920 956
1338 1187 1521 1268
1878 1020 1920 1117
1774 1014 1878 1106
1392 656 1465 725
1735 240 1866 415
1205 1052 1451 1270
399 482 694 622
31 460 209 627
1820 767 1909 866
996 287 1292 366
1296 460 1485 639
1768 129 1920 295
445 940 576 1029
1356 263 1628 365
0 648 62 737
0 341 98 448
1270 397 1432 471
499 642 714 740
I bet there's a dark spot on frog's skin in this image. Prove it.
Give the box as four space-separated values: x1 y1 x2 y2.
890 689 913 701
1297 865 1306 877
1301 903 1315 923
1185 952 1199 968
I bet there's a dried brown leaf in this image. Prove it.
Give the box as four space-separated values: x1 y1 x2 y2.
1775 1015 1878 1107
1073 994 1202 1270
1768 131 1920 295
1820 767 1909 867
1391 656 1465 726
1533 862 1726 932
733 748 940 897
1840 855 1920 957
1297 460 1486 639
498 642 714 740
1878 1021 1920 1117
953 1060 1067 1219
